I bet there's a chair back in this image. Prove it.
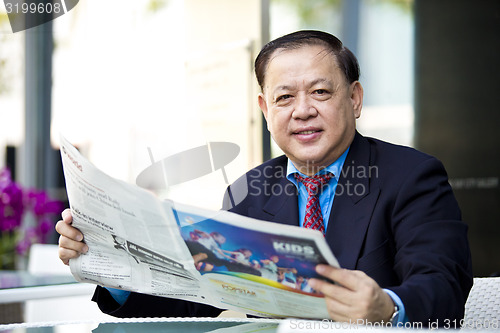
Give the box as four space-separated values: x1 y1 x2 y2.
464 277 500 326
28 243 72 275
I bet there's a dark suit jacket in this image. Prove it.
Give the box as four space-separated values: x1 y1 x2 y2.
93 132 472 324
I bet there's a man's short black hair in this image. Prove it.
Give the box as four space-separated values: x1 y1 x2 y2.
254 30 360 91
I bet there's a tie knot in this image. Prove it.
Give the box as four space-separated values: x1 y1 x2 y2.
294 173 333 196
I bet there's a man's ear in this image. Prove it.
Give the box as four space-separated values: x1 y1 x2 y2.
350 81 363 119
258 93 269 120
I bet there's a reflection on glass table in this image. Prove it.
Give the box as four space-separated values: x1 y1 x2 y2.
0 318 281 333
0 270 76 289
0 270 94 304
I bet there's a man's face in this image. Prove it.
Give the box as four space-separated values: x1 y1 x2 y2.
258 45 363 175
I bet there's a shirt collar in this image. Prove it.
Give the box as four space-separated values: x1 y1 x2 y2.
286 147 350 185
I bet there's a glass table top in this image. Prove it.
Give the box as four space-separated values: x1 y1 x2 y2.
0 318 281 333
0 271 77 290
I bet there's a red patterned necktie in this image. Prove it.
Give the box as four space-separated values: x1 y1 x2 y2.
294 173 334 235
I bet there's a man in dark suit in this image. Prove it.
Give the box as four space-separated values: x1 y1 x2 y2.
56 30 472 325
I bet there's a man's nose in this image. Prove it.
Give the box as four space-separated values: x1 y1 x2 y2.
292 95 318 119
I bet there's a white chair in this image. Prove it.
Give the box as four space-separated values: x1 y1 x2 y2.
25 243 114 323
464 277 500 326
27 244 72 276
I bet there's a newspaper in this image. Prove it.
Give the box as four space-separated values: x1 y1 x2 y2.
60 135 340 319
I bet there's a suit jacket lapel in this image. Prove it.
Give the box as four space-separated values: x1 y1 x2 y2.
249 171 300 227
325 132 380 270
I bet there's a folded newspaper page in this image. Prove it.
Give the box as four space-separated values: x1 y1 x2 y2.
60 135 340 319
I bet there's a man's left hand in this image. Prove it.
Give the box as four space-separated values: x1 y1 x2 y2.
309 265 395 323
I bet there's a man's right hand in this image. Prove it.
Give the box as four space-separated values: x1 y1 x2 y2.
55 208 88 265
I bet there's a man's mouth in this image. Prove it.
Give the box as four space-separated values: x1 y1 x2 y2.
292 129 323 142
295 130 318 135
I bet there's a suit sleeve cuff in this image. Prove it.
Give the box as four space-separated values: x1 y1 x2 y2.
384 288 409 324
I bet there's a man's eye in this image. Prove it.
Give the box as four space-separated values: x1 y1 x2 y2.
314 89 327 95
276 95 292 103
